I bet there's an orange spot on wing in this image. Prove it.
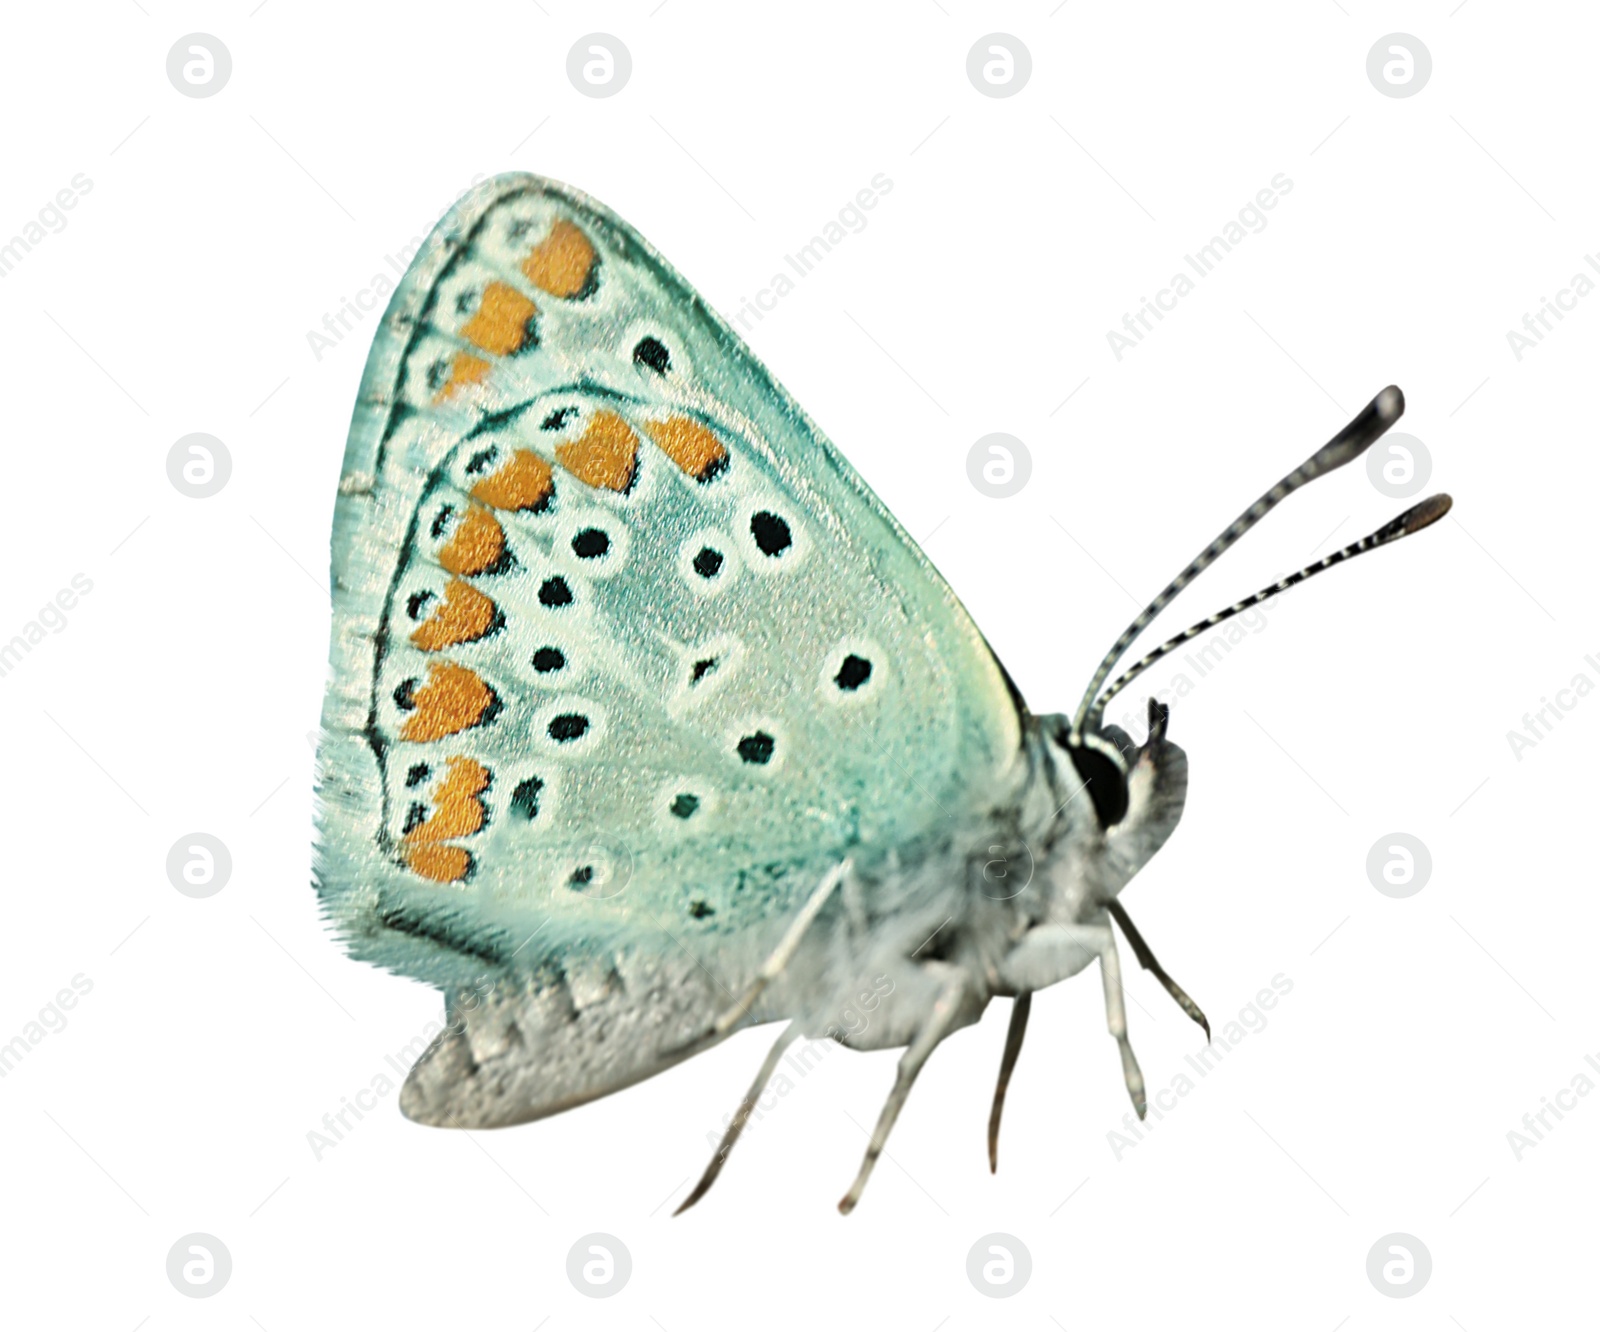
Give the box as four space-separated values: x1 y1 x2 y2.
434 351 491 402
471 449 554 511
643 415 728 481
521 219 597 298
405 756 490 843
403 843 473 884
555 410 638 491
438 505 505 576
400 661 496 742
410 579 498 651
459 281 538 356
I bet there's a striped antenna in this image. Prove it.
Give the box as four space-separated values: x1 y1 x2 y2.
1069 385 1406 739
1089 494 1452 721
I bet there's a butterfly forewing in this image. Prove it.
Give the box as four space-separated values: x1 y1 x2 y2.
317 175 1021 1012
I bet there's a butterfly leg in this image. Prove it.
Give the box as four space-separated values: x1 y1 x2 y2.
1096 924 1147 1119
994 921 1144 1116
987 992 1032 1173
674 1021 803 1215
838 967 970 1214
1106 898 1210 1040
702 860 851 1040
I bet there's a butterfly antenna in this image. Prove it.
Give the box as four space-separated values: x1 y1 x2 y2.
1069 385 1406 741
1091 493 1452 718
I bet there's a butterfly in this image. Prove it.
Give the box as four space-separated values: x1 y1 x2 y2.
315 173 1450 1213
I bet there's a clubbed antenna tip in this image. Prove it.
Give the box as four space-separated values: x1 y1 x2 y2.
1309 385 1406 472
1385 492 1452 538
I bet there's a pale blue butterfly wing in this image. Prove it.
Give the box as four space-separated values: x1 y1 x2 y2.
315 174 1022 1116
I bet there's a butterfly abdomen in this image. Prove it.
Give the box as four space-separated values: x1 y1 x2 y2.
399 934 764 1128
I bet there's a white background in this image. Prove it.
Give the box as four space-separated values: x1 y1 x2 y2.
1 1 1593 1327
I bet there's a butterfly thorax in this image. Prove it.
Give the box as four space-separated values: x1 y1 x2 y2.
753 704 1188 1051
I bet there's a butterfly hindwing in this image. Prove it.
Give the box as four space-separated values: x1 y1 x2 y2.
316 175 1022 1114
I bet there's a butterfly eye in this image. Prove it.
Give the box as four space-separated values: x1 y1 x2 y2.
1067 742 1130 828
632 336 671 374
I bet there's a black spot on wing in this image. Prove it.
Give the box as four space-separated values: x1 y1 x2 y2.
737 731 775 764
510 776 543 820
632 336 670 374
835 655 872 690
571 528 609 559
548 713 589 743
750 511 792 557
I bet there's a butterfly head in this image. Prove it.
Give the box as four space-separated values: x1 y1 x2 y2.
1018 701 1189 922
1039 700 1184 839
